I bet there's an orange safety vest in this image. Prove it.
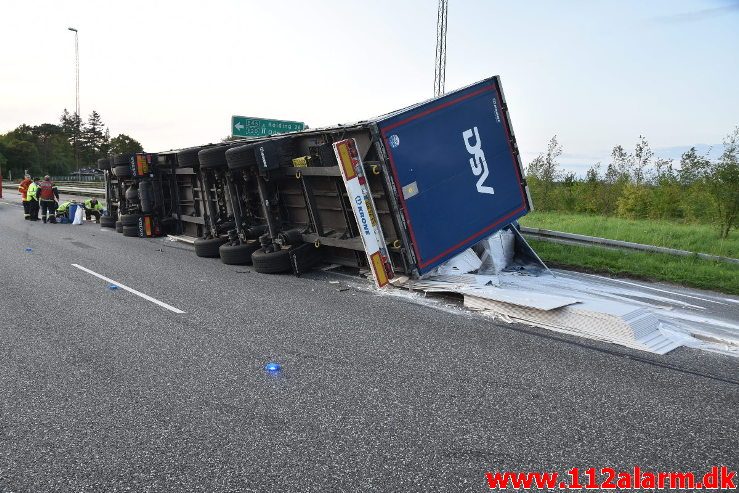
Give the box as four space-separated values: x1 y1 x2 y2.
18 178 32 201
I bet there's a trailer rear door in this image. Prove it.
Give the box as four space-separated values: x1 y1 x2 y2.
376 76 530 274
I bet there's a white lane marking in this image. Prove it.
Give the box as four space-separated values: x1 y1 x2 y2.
71 263 185 314
556 270 727 306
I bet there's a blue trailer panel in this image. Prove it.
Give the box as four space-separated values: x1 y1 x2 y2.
376 77 531 274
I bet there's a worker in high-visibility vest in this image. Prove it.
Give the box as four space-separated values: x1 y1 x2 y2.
26 177 40 221
18 174 32 220
55 201 75 221
83 198 104 223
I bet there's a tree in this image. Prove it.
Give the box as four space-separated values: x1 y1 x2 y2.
710 127 739 238
0 136 41 177
610 144 633 181
678 129 739 238
80 110 110 165
109 134 143 155
678 147 710 186
60 109 82 171
582 163 603 213
1 110 143 177
633 135 653 185
650 158 681 219
526 135 562 210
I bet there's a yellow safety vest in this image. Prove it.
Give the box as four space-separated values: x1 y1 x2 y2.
84 199 103 211
26 182 39 200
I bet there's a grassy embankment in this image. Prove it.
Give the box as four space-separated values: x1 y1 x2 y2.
519 212 739 295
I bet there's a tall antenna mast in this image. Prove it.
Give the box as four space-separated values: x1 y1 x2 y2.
68 27 80 175
433 0 448 97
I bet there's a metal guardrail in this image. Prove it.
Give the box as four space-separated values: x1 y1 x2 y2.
58 185 106 197
520 226 739 265
52 175 104 182
3 181 106 197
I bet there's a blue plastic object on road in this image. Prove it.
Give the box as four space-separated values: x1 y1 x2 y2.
68 204 79 222
108 284 118 290
264 362 281 373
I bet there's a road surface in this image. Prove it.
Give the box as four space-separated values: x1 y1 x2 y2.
0 192 737 491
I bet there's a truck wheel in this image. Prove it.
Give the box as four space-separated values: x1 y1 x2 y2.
226 144 258 170
97 157 111 171
176 146 205 168
219 241 261 265
114 164 132 177
113 153 134 166
194 237 226 258
199 145 236 169
116 221 123 233
251 248 292 274
100 216 117 228
120 214 142 226
122 225 140 237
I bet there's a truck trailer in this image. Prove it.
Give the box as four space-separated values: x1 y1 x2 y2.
101 76 532 286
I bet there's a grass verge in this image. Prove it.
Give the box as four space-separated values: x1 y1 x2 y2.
519 212 738 258
527 239 739 295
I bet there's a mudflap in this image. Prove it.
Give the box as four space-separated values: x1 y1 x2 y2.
138 215 162 238
289 243 323 277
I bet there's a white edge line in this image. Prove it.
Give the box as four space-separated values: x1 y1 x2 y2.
71 263 186 314
556 270 727 306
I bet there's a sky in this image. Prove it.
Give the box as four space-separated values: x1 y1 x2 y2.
1 0 737 174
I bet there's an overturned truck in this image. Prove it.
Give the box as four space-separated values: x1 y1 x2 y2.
102 76 532 286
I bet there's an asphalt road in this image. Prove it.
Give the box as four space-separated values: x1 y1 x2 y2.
0 193 737 492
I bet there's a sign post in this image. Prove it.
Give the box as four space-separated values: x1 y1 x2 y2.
231 116 305 138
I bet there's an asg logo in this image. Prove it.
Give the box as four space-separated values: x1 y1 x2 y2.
462 127 495 195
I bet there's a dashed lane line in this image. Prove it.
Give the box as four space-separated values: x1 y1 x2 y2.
71 263 186 314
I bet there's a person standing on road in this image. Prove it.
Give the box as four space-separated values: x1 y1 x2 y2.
83 198 104 223
38 176 59 224
26 177 40 221
18 174 32 220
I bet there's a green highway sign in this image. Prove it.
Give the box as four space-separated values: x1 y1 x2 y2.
231 116 305 138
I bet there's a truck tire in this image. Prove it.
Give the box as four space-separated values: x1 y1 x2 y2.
199 145 236 169
120 214 142 226
114 164 132 178
100 216 117 228
226 144 259 170
122 225 140 237
194 237 225 258
97 157 111 171
251 248 293 274
116 221 123 233
219 241 261 265
176 146 206 169
113 153 134 166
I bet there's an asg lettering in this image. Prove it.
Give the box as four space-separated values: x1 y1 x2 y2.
462 127 494 195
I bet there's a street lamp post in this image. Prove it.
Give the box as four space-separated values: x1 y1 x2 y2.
68 27 80 178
